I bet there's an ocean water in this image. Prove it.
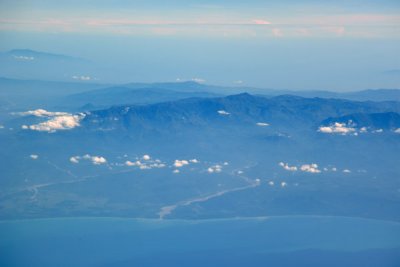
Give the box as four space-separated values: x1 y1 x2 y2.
1 216 400 267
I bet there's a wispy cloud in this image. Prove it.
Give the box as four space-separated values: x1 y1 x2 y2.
217 110 230 115
17 109 69 117
1 13 398 38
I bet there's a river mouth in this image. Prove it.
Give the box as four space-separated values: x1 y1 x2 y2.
1 215 400 267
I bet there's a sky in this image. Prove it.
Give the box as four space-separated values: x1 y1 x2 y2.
0 0 399 91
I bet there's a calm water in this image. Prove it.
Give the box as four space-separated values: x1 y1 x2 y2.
1 216 400 267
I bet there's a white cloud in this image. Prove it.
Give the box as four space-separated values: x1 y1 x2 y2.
395 128 400 134
279 162 297 171
139 164 151 170
13 55 34 61
252 19 271 25
17 109 69 117
91 156 107 165
189 159 199 163
70 154 107 165
125 160 136 166
24 114 85 132
72 75 91 81
318 122 356 135
268 181 275 186
70 156 79 163
0 125 4 129
256 122 269 127
343 169 351 173
373 129 383 133
151 163 166 168
207 164 222 173
217 110 230 115
82 154 91 159
124 157 166 170
281 181 287 187
173 169 180 174
191 78 206 83
30 154 39 160
300 163 321 173
174 159 189 168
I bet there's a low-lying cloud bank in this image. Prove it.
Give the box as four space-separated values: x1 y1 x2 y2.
318 121 399 135
279 162 351 174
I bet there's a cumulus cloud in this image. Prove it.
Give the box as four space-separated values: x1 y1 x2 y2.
343 169 351 173
395 128 400 134
280 162 322 173
91 156 107 165
125 160 137 166
70 156 79 163
173 169 180 174
174 159 189 168
318 121 356 135
300 163 321 173
268 181 275 186
189 159 199 163
23 114 85 132
281 181 287 187
217 110 230 115
279 162 297 171
207 164 222 173
256 122 269 127
125 157 166 170
30 154 39 160
69 154 107 165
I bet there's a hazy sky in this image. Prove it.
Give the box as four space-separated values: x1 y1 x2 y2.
0 0 399 90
